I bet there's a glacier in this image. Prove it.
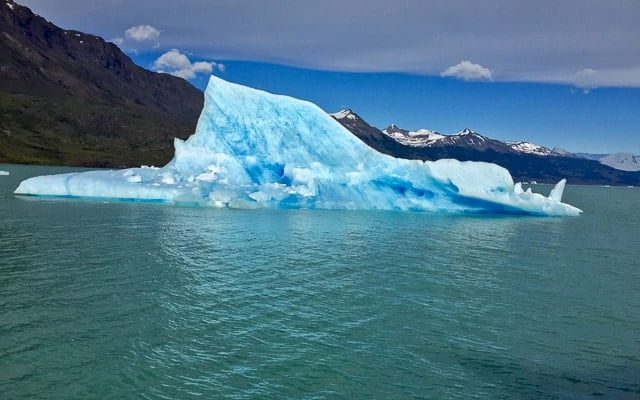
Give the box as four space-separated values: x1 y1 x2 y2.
15 76 581 216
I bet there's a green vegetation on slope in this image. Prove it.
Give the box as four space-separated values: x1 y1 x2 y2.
0 0 203 167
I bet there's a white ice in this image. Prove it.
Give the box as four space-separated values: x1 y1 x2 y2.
0 170 9 176
15 76 582 216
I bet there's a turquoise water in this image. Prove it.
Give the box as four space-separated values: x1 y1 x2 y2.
1 164 639 399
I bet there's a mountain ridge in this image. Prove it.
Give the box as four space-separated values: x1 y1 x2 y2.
331 109 640 185
1 1 637 186
0 0 203 167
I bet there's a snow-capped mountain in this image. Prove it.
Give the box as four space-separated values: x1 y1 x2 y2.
552 147 575 157
574 152 640 171
382 123 499 149
382 119 562 157
382 125 445 146
331 109 562 158
329 109 358 121
330 109 640 185
506 141 558 156
599 153 640 172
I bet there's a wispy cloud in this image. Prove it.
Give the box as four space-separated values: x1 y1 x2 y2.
152 49 224 80
17 0 640 88
125 25 160 41
441 61 493 81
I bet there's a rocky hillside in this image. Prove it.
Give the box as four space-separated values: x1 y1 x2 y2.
0 0 203 167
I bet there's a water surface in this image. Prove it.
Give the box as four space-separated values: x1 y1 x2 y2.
1 164 639 399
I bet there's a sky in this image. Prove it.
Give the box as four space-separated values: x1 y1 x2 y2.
19 0 640 153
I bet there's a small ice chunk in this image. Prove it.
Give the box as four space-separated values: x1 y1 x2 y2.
0 170 9 176
548 179 566 202
514 182 523 194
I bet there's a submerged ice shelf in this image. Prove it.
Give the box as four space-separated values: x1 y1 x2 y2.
15 76 581 216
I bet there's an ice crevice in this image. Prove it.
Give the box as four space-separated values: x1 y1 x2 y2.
15 76 582 216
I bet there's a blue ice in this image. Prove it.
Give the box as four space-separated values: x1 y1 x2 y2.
15 76 581 216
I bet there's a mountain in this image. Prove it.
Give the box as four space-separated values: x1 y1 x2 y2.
1 1 636 186
552 147 576 157
383 124 568 157
573 152 640 172
599 153 640 172
573 153 609 161
382 124 562 156
0 0 203 167
331 109 640 185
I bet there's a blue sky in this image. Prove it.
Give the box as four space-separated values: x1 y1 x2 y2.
133 53 639 154
20 0 640 154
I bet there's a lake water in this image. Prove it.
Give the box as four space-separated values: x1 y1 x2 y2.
1 164 639 399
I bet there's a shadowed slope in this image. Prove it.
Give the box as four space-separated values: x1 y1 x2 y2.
0 0 203 167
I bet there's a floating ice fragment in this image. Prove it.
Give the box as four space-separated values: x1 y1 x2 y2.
548 179 566 202
514 182 523 194
14 76 582 216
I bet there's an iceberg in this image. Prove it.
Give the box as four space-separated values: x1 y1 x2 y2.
0 170 9 176
15 76 581 216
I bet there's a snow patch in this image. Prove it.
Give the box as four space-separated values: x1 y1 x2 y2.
508 141 556 156
330 109 356 120
382 127 446 147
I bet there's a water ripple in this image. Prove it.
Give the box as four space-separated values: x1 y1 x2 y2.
1 165 640 399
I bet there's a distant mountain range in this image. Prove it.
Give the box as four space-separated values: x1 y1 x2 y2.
331 109 640 185
1 1 638 185
0 0 203 167
380 121 640 172
573 153 640 172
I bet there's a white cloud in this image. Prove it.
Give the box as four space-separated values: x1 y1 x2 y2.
125 25 160 41
441 61 493 81
110 37 124 46
517 66 640 91
153 49 224 80
19 1 640 88
573 68 598 93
